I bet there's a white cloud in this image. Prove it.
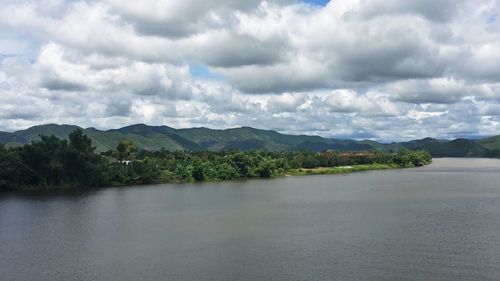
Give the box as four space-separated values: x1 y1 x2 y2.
385 78 469 104
0 0 499 140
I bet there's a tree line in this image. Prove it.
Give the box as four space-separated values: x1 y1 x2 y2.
0 129 432 191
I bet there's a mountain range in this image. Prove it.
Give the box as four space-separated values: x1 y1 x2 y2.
1 124 500 158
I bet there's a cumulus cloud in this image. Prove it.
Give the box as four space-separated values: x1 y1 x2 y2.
358 0 463 22
103 0 294 37
385 78 471 104
34 43 194 98
323 90 402 117
0 0 499 140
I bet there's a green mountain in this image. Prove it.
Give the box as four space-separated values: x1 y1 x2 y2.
400 137 443 150
14 124 80 141
476 136 500 157
0 132 22 144
1 123 499 158
176 126 372 151
0 124 201 152
417 138 487 157
478 135 500 150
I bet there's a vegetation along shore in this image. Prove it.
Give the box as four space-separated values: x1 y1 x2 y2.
0 129 432 191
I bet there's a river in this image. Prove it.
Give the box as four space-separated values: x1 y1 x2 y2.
1 158 500 281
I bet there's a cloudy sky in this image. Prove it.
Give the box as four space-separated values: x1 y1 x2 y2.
1 0 499 141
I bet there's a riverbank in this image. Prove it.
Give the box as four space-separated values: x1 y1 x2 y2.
5 162 430 194
1 132 433 191
287 163 408 176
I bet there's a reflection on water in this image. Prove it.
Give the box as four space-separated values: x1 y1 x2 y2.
1 158 500 281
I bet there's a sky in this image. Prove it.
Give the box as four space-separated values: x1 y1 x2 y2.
0 0 499 141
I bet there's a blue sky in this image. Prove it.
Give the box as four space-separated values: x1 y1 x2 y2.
302 0 330 6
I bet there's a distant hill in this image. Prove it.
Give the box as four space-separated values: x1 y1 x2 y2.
1 123 499 158
478 136 500 150
0 124 201 152
176 126 370 151
418 138 488 157
400 137 443 150
14 124 80 141
0 131 23 144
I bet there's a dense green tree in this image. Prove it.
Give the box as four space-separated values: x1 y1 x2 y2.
19 135 67 186
69 129 94 155
131 158 161 184
231 153 252 177
174 163 194 182
214 163 239 180
116 140 137 160
192 161 205 181
0 145 28 190
256 159 274 178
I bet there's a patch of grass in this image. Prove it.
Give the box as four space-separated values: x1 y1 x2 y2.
288 163 400 176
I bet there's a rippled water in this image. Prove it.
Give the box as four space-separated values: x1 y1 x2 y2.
1 158 500 281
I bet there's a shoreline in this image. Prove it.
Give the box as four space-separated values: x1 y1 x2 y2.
286 163 403 176
2 162 430 194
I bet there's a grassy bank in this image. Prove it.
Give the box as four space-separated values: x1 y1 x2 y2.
287 163 409 176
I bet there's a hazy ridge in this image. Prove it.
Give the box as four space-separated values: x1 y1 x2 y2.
1 124 499 157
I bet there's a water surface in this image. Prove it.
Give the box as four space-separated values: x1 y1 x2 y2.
1 158 500 281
